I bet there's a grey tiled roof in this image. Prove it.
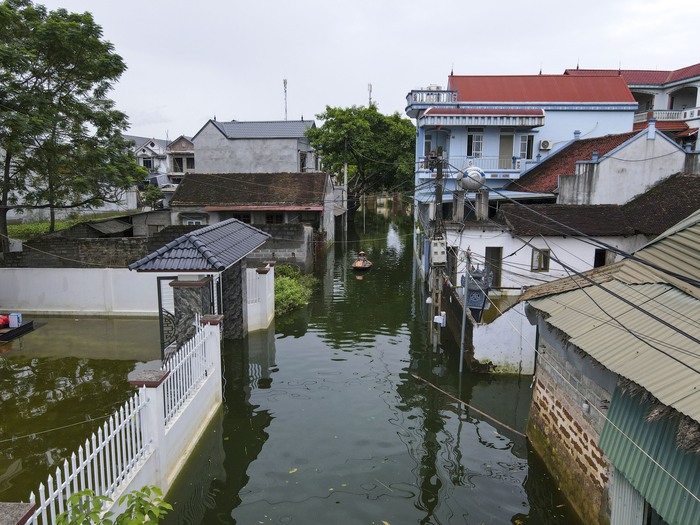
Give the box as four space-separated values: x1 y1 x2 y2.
123 134 168 150
211 120 314 139
129 219 270 272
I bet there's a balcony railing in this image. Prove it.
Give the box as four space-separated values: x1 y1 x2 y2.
418 155 528 172
634 109 696 123
407 89 458 105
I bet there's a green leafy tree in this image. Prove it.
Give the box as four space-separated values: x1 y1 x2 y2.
141 184 164 209
305 104 415 196
0 0 143 250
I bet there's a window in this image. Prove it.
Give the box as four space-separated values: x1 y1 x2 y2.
185 219 202 226
467 128 483 158
520 135 534 160
265 213 284 224
173 157 184 172
232 213 251 224
424 134 433 156
594 248 607 268
300 152 307 172
186 157 195 170
531 248 550 272
142 158 154 170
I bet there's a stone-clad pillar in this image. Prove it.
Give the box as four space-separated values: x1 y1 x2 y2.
171 275 213 348
222 261 247 339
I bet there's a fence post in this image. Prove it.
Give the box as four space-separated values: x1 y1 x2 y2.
128 371 169 489
200 315 223 400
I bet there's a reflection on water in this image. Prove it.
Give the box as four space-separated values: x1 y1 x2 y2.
164 211 582 525
0 317 159 501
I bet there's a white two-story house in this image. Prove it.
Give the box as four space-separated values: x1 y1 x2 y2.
405 74 638 227
565 62 700 150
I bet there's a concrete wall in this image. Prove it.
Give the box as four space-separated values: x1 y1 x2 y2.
559 131 686 205
473 301 536 374
527 314 617 525
246 223 315 273
444 226 648 292
0 268 171 315
194 122 304 173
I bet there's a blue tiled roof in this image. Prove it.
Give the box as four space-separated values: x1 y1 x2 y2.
129 219 270 272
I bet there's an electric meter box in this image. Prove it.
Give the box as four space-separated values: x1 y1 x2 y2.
431 240 447 265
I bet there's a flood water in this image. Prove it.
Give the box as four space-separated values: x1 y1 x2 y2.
0 317 160 501
162 210 583 525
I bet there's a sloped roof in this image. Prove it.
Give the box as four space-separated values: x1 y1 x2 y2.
497 204 635 237
88 220 133 235
521 208 700 422
123 135 167 151
632 120 689 132
128 219 270 272
170 172 329 207
622 173 700 236
506 132 638 193
209 120 314 139
447 75 635 103
564 63 700 86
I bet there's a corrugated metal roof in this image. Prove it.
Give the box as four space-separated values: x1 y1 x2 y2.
128 219 269 272
599 388 700 525
529 281 700 422
211 120 314 139
524 208 700 422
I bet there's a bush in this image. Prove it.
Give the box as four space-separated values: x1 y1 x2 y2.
274 264 317 316
56 485 172 525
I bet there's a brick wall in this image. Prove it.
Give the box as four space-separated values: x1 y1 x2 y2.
1 238 149 268
528 330 615 525
222 261 246 339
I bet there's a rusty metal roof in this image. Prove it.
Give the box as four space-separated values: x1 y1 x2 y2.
128 219 269 272
525 208 700 422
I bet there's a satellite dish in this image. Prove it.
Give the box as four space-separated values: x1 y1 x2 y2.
456 167 485 191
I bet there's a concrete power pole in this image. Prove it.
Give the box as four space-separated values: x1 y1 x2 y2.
429 147 447 344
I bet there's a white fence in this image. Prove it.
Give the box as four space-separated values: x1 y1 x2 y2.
26 320 223 524
28 390 148 524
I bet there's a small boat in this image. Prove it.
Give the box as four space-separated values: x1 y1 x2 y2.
352 251 372 271
0 320 35 343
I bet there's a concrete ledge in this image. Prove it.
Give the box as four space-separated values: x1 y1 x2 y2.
0 503 35 525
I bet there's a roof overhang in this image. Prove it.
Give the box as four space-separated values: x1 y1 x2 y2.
204 205 323 212
419 107 545 128
676 127 698 138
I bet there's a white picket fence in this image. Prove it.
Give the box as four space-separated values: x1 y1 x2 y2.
26 320 222 525
162 322 213 426
28 390 148 524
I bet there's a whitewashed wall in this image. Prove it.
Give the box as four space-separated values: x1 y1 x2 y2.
0 268 170 316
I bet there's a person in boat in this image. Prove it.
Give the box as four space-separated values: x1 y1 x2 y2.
355 250 369 268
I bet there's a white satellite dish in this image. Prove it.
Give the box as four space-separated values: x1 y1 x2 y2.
456 166 485 191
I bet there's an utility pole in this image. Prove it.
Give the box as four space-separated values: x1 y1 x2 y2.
429 147 446 346
283 79 288 121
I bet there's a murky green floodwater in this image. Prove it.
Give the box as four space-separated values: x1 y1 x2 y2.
162 211 583 525
0 317 160 501
0 209 582 524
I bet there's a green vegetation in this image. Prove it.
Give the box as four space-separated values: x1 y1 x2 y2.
305 104 415 195
140 185 164 209
7 212 127 240
274 264 317 316
57 485 172 525
0 0 144 250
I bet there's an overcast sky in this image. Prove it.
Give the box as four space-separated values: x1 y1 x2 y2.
38 0 700 139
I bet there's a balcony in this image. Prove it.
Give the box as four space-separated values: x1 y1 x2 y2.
406 89 458 118
634 108 700 124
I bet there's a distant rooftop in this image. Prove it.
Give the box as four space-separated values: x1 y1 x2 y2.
208 120 315 139
564 62 700 86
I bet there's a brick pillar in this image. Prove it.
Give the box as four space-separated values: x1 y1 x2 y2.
222 261 247 339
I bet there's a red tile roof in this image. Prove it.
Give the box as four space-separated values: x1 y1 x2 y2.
447 75 635 103
564 63 700 85
632 121 688 132
505 132 638 193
